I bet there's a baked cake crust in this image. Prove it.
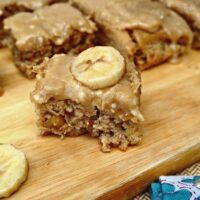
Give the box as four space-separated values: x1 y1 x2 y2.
4 3 97 78
71 0 193 70
31 50 143 152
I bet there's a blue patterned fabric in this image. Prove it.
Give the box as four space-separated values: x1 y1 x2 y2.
150 176 200 200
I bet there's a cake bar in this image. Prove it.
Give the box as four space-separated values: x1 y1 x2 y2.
0 0 68 47
4 3 97 78
71 0 193 70
156 0 200 49
31 46 143 152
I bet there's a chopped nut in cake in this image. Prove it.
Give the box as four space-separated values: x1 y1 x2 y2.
71 0 193 70
3 3 97 78
156 0 200 49
31 46 143 152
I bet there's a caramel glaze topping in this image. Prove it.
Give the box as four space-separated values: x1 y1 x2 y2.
72 0 193 47
31 54 143 123
4 3 96 51
158 0 200 30
0 0 56 15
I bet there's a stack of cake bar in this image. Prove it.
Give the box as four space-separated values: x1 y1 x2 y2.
0 0 200 152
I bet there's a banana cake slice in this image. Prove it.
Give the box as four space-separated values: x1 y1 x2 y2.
71 0 193 70
31 46 143 152
3 3 97 78
156 0 200 49
0 0 68 47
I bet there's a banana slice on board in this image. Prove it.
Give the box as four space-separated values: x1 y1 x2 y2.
71 46 125 90
0 144 28 198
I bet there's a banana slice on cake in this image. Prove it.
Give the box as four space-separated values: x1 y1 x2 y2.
0 144 28 198
71 46 125 90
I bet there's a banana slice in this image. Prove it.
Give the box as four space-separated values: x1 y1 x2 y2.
0 144 28 198
71 46 125 90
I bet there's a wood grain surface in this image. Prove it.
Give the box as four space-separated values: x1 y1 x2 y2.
0 48 200 200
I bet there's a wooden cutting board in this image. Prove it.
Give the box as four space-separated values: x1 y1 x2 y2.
0 48 200 200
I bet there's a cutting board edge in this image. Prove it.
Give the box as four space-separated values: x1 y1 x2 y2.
96 143 200 200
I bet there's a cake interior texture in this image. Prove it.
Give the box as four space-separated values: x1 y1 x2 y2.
3 3 97 78
31 52 143 152
72 0 193 70
37 99 142 152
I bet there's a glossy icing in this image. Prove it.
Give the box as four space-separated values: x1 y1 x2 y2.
72 0 193 44
4 3 96 50
32 54 142 122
